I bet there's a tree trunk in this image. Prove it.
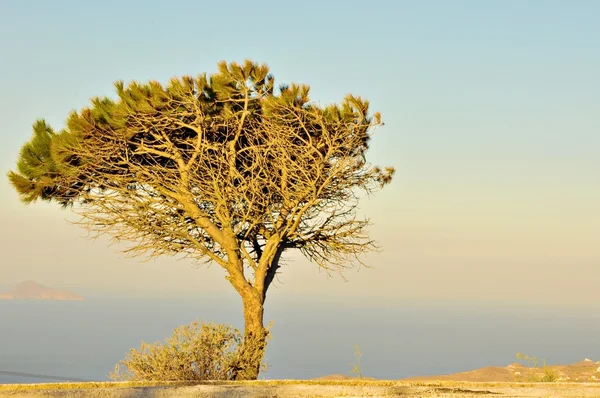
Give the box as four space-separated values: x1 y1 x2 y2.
234 292 267 380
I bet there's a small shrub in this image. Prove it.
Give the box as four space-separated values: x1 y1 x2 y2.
540 368 558 382
515 352 557 382
516 352 539 368
349 344 363 379
110 321 266 381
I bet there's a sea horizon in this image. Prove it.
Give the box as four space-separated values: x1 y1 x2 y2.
1 295 599 384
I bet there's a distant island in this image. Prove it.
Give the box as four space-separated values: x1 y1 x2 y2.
0 280 84 301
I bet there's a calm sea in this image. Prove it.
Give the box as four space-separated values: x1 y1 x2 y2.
1 296 599 383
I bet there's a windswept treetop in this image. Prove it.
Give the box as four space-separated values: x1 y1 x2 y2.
9 59 394 283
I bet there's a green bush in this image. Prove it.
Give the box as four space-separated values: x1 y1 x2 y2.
110 321 266 381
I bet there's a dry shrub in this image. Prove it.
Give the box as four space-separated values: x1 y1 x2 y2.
110 321 265 381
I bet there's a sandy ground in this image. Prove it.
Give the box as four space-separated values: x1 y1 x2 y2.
2 381 600 398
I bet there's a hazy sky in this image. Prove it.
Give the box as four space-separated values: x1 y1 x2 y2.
0 0 598 308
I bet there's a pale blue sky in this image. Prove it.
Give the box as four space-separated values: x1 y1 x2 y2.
0 1 598 307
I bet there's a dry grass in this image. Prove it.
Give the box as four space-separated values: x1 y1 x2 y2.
4 379 600 390
110 321 257 382
4 380 600 398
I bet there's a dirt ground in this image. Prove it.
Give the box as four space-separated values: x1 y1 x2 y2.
3 360 600 397
2 380 600 398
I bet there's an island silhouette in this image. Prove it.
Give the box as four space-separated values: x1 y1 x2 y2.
0 280 84 301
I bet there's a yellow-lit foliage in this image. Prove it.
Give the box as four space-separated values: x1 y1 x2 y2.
110 321 267 381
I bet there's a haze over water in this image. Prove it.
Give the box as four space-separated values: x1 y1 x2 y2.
2 295 600 383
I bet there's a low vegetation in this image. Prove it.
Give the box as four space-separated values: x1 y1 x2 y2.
110 321 268 381
349 344 363 379
515 352 558 382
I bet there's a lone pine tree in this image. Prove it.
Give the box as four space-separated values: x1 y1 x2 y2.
8 60 394 380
